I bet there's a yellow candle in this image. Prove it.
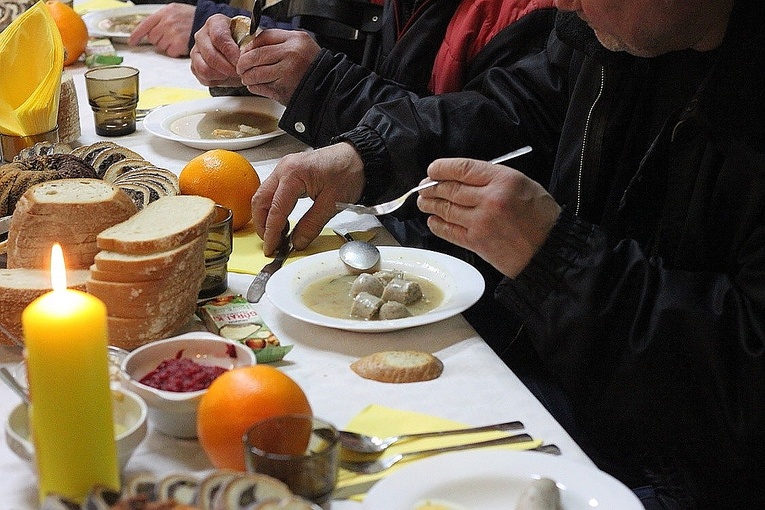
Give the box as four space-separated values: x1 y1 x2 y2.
22 244 119 503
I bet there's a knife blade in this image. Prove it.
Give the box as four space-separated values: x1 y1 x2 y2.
246 227 293 303
250 0 264 35
0 215 11 235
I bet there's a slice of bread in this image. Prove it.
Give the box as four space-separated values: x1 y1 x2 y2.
6 178 137 270
350 350 444 383
93 234 206 280
11 178 137 217
0 268 90 346
97 195 216 254
217 473 292 510
106 297 198 350
7 241 101 270
86 265 205 319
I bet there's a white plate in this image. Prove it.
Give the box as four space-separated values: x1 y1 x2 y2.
143 97 286 150
363 450 643 510
83 5 164 43
265 246 484 333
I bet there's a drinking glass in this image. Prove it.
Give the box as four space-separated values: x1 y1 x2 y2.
199 205 233 299
0 126 59 162
244 414 339 505
84 66 139 136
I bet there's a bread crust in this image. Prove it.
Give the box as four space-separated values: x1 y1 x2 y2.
350 350 444 383
0 269 90 346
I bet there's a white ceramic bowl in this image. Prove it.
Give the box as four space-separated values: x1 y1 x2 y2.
120 332 257 438
4 386 148 472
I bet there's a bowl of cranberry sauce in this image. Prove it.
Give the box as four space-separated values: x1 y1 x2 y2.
121 332 256 438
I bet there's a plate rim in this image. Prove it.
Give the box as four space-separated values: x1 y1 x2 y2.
83 4 166 39
142 96 286 150
362 449 643 510
265 246 485 333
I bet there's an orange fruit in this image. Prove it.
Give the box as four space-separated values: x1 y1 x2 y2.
196 365 312 471
179 149 261 231
46 1 88 67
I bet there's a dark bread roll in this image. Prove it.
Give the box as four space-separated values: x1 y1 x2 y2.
0 153 98 216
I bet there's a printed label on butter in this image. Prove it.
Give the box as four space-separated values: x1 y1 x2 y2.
197 295 292 363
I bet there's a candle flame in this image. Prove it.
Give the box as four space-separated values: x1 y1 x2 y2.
50 244 67 292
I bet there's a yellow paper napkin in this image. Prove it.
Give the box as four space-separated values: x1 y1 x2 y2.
334 404 542 501
0 1 63 136
229 223 375 275
75 0 133 15
137 86 211 111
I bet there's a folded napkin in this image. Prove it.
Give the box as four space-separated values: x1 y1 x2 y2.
0 1 63 136
228 223 376 275
137 86 211 111
74 0 133 15
334 404 542 501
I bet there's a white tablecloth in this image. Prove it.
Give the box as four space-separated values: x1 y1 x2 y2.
0 42 594 508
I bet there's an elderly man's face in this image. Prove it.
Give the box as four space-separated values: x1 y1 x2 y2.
553 0 733 57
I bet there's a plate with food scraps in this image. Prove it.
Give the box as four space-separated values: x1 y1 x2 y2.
143 96 286 151
363 449 643 510
82 4 165 44
264 246 485 333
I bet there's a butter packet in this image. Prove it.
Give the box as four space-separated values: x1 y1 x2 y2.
197 295 292 363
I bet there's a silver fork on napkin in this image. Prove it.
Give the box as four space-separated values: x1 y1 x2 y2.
340 432 534 474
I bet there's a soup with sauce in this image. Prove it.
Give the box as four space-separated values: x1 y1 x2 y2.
98 14 150 34
169 110 278 140
302 272 443 320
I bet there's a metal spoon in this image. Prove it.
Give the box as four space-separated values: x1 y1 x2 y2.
340 432 534 474
337 234 380 272
338 419 524 454
0 367 29 404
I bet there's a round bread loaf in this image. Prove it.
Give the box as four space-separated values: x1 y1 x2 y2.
350 350 444 383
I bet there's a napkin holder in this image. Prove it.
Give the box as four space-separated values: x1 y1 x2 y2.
57 71 80 144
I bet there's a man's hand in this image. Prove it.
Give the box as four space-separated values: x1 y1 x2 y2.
252 143 365 255
190 14 244 88
418 158 561 278
237 29 321 105
128 3 195 57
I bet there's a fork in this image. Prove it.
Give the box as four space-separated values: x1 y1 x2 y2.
335 145 533 216
339 432 534 474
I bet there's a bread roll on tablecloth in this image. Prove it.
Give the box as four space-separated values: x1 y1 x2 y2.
351 350 444 383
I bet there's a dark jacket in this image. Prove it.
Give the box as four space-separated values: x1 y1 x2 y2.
280 1 557 149
340 2 765 507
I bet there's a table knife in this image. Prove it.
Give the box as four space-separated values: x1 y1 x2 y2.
250 0 264 35
246 229 293 303
0 215 11 235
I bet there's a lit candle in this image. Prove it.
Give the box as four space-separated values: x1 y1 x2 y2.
22 244 119 503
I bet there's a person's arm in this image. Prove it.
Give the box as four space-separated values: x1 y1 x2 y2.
329 11 566 209
497 207 765 446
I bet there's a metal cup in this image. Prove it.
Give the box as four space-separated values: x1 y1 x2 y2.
84 66 139 137
244 414 339 505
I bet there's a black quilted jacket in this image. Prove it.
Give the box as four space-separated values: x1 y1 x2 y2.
340 2 765 508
